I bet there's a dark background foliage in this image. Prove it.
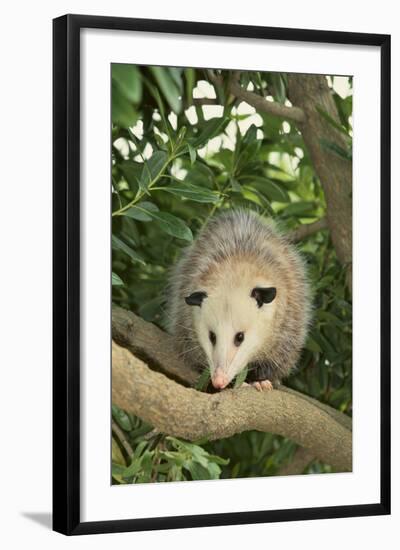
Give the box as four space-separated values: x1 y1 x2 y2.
111 65 352 483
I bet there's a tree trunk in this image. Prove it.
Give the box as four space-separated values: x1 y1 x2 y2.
287 74 352 289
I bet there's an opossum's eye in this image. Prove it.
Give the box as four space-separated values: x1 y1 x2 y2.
185 291 207 307
234 332 245 347
251 287 277 307
209 331 217 346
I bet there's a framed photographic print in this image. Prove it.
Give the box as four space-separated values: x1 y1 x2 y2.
53 14 391 535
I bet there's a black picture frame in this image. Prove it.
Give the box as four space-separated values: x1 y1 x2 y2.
53 14 391 535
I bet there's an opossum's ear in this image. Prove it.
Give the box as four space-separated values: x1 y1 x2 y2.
251 287 277 307
185 291 208 307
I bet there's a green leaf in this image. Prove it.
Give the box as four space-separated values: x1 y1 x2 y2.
157 183 219 203
194 368 211 391
112 404 132 430
139 150 169 190
234 366 248 388
112 462 127 483
185 163 215 189
187 143 196 165
305 336 322 353
119 161 142 192
240 175 289 202
190 117 228 148
112 437 126 466
123 201 159 222
168 67 183 92
271 73 286 104
281 201 316 218
241 185 270 208
149 66 182 113
112 64 142 103
230 178 242 192
112 235 145 264
112 81 139 128
320 138 352 160
147 211 193 241
112 272 124 286
316 105 349 137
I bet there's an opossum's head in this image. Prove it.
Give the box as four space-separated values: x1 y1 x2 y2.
185 276 277 390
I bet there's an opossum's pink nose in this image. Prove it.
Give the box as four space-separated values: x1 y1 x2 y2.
212 371 229 390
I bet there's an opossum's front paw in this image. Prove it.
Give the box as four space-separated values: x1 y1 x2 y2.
250 379 273 392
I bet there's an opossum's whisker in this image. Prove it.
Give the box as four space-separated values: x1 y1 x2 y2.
178 345 202 357
161 311 198 334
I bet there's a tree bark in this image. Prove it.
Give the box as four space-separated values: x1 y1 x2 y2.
112 341 352 471
287 74 352 288
112 304 198 386
277 447 315 476
112 305 352 472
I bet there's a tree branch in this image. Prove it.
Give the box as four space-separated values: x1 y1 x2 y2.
228 79 305 123
277 447 315 476
112 305 352 471
289 217 328 242
112 304 198 386
206 70 305 123
112 340 351 471
112 420 133 459
192 98 218 106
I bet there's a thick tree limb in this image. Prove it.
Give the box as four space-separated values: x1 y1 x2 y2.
112 305 351 431
112 304 198 386
112 341 352 471
277 447 315 476
112 305 352 471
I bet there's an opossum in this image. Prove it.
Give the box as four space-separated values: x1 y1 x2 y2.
166 209 311 391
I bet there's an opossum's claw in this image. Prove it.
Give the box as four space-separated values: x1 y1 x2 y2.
251 380 273 392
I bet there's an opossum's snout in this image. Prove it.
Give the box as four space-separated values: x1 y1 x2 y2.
211 369 229 390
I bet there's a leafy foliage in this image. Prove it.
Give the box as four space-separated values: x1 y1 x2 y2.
111 65 352 482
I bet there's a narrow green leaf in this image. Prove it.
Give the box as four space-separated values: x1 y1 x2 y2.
139 150 169 190
112 64 142 103
271 73 286 104
112 235 145 265
194 368 211 391
305 336 322 353
147 211 193 241
112 272 124 286
149 66 182 113
112 404 132 430
320 138 352 160
188 143 196 165
119 161 142 192
157 183 219 204
168 67 183 92
230 178 242 192
123 201 159 222
112 82 139 128
190 117 228 148
241 185 270 208
282 201 316 218
316 105 349 136
240 175 289 202
234 366 248 388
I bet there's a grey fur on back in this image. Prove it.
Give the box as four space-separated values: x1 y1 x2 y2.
165 209 311 383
